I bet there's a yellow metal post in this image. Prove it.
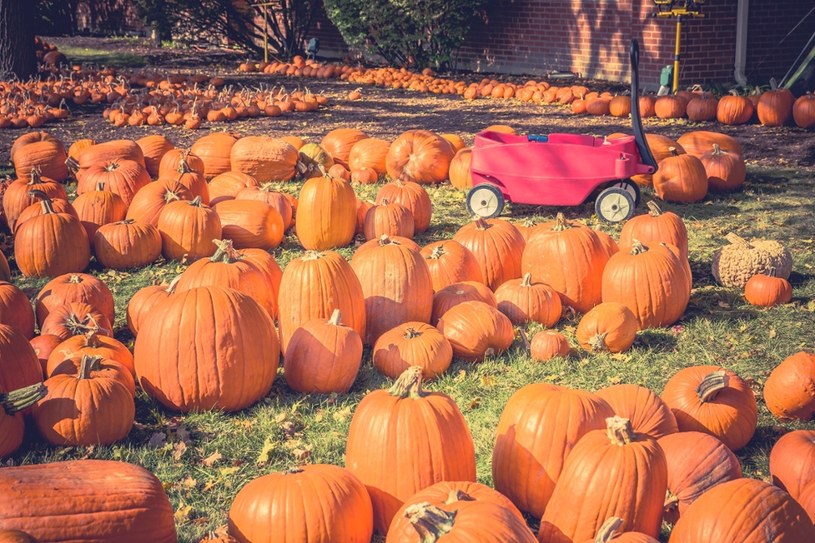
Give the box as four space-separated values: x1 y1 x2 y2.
673 16 682 93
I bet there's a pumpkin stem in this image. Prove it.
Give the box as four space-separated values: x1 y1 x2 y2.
287 467 305 474
166 275 182 294
629 239 649 255
724 233 751 248
163 187 182 203
69 274 82 284
381 198 389 205
389 366 425 399
328 309 342 326
428 245 445 259
95 181 106 192
189 195 203 207
668 146 679 157
404 327 422 339
177 154 192 174
378 234 395 246
210 239 239 263
606 416 635 445
589 333 609 352
28 189 54 214
78 354 96 380
594 517 624 543
404 502 456 543
83 329 102 348
711 143 723 156
65 156 79 173
104 161 120 172
552 212 570 231
1 383 47 415
65 311 108 337
474 218 490 230
302 250 323 261
697 370 729 402
29 167 42 184
521 273 532 287
664 489 680 513
444 489 475 505
646 200 663 216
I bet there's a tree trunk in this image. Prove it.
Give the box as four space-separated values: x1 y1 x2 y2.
0 0 36 79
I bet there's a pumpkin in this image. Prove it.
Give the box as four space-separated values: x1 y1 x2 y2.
609 96 631 117
157 196 222 262
35 273 115 327
230 136 298 182
798 482 815 524
770 429 815 500
191 132 238 178
78 159 151 207
3 169 68 231
14 193 91 278
661 366 757 451
348 137 390 174
686 96 718 122
160 152 209 203
47 353 135 397
586 98 611 115
228 464 373 543
213 199 284 250
351 167 379 184
74 139 145 172
652 149 708 203
34 354 134 446
421 240 483 291
385 500 536 543
392 481 523 523
639 95 657 117
125 178 193 227
712 233 792 288
208 171 260 205
72 181 128 239
136 134 174 178
345 366 477 533
522 213 611 313
793 94 815 129
655 95 686 119
436 300 513 361
296 174 357 250
538 417 667 543
0 459 177 542
0 383 46 458
530 330 571 361
235 184 294 229
373 322 452 380
431 281 496 326
376 179 432 233
700 144 746 192
40 302 112 341
0 529 35 543
579 517 660 543
676 130 744 159
454 218 525 290
0 282 35 339
386 130 455 184
667 478 815 542
757 89 794 126
619 201 688 260
126 281 177 336
364 199 415 240
93 219 162 270
449 148 473 190
601 240 691 329
297 143 335 178
321 128 369 167
0 254 9 283
278 251 366 351
30 334 61 374
47 331 134 377
576 302 639 353
631 134 685 187
764 352 815 421
495 273 562 326
658 431 742 524
493 385 613 518
744 271 792 307
10 132 69 182
597 384 678 440
716 94 754 125
440 134 466 153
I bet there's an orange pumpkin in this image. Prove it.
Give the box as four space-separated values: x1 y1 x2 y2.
576 302 639 353
494 273 562 326
125 179 193 227
763 352 815 421
652 149 708 203
78 159 150 207
717 94 754 125
757 88 794 126
363 199 414 240
46 331 134 378
372 322 452 380
686 96 718 122
431 281 496 326
454 218 525 290
321 128 369 167
10 131 69 182
229 136 298 182
655 95 687 119
0 384 46 459
436 300 514 361
3 169 68 231
420 240 483 290
744 271 792 308
40 302 112 342
93 219 162 270
348 137 390 174
191 132 237 178
676 130 744 159
597 384 678 440
213 199 284 250
449 148 473 190
386 130 455 184
700 144 746 192
34 273 114 327
0 282 35 340
136 134 174 178
376 179 432 233
530 330 571 361
156 196 221 262
770 429 815 500
793 93 815 129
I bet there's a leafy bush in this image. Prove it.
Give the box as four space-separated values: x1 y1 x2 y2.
324 0 487 69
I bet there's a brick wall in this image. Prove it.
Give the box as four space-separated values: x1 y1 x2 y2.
306 0 809 86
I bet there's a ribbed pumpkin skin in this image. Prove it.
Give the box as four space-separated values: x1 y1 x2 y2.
793 94 815 129
620 202 688 260
653 153 708 203
31 334 61 374
157 198 222 262
597 384 678 439
700 144 746 192
576 302 639 353
655 95 686 119
35 273 115 326
448 148 473 190
454 218 525 290
431 281 496 326
530 331 571 361
11 134 69 182
134 286 279 412
78 159 151 207
661 366 757 451
126 179 194 227
352 238 433 345
73 185 128 239
40 302 112 341
757 89 794 127
658 431 742 524
228 464 373 543
14 204 91 278
47 333 134 378
668 478 815 543
284 312 363 393
349 137 390 174
631 134 684 186
495 273 562 326
0 459 177 543
14 198 79 234
296 175 357 250
158 150 205 179
345 367 477 534
47 354 135 396
229 136 298 182
601 242 691 329
522 215 611 313
136 134 174 178
373 322 452 380
764 352 815 421
421 240 483 291
235 185 294 229
364 201 414 240
686 96 718 121
0 282 35 339
213 199 284 250
436 300 514 361
94 220 162 270
191 132 237 178
3 174 68 231
75 139 145 170
208 172 261 205
376 180 433 234
0 324 46 393
392 481 524 523
538 419 668 543
770 430 815 500
321 128 369 167
717 95 755 125
493 385 613 518
676 130 744 159
278 251 366 351
744 274 792 308
127 284 172 335
385 130 455 184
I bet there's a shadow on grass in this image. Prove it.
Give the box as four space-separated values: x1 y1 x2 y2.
59 46 147 68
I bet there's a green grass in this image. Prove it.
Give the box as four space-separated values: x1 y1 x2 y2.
8 163 815 542
57 45 148 68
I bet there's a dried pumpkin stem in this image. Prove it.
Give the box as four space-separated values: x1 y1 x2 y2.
646 200 663 216
668 146 679 157
1 383 47 415
404 327 422 339
552 212 569 231
474 218 490 230
29 168 42 184
664 490 680 512
589 333 608 352
629 239 649 255
328 309 342 326
189 196 203 207
389 366 425 399
404 502 456 543
444 490 475 505
95 181 106 192
606 416 635 445
28 189 55 214
712 143 723 156
65 156 79 173
594 517 624 543
429 246 445 259
78 354 96 380
697 370 729 402
302 250 323 261
69 274 82 284
724 233 751 248
521 273 533 287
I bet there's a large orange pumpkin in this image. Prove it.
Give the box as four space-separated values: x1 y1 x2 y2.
596 384 678 440
93 219 162 270
793 94 815 129
716 94 754 125
136 134 174 178
230 136 298 182
348 137 390 174
78 159 151 207
769 429 815 500
700 143 746 192
34 273 114 327
157 196 222 262
763 351 815 420
454 218 525 290
757 89 794 126
676 130 744 159
494 273 562 326
321 128 369 167
448 148 473 190
373 322 452 380
2 170 68 231
125 178 193 227
208 171 260 205
72 182 128 240
652 149 708 203
0 282 35 339
191 132 238 178
420 240 483 290
431 281 497 326
576 302 639 353
376 179 432 233
235 184 294 230
619 201 688 260
213 199 284 250
386 130 455 184
436 300 513 361
10 132 69 182
296 174 357 250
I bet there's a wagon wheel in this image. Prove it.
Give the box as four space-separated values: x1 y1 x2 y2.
466 184 505 219
595 187 635 223
609 179 641 207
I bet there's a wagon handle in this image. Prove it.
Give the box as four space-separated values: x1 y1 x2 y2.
630 39 657 171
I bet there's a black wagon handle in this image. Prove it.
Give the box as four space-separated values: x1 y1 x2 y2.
630 39 658 170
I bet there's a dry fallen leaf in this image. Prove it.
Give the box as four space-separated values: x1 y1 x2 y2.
172 441 187 461
174 503 193 524
256 437 275 465
202 451 222 467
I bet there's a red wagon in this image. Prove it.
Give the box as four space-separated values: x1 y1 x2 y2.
466 40 658 223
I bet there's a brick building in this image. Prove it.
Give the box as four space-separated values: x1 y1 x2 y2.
307 0 813 88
